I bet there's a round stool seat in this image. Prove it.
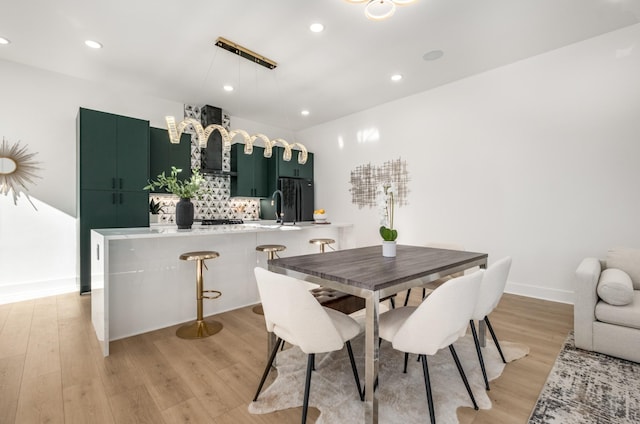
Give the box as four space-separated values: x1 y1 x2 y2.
177 250 222 339
255 244 286 254
253 245 287 315
179 251 219 261
309 238 335 253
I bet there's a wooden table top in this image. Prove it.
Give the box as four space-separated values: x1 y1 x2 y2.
269 245 488 292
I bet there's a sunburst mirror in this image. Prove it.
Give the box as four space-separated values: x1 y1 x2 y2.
0 137 41 208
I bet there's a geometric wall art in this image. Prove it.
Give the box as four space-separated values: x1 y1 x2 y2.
349 157 409 209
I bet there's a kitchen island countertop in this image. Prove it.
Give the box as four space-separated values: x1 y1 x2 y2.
92 220 351 240
91 220 353 356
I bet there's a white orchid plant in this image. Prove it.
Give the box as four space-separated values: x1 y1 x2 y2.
377 182 398 241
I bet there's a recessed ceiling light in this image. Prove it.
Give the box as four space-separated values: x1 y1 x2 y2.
309 23 324 33
84 40 103 49
391 74 403 82
0 37 10 45
301 110 310 116
423 50 444 61
223 85 234 92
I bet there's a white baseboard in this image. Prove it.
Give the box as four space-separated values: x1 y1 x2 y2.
505 281 574 305
0 277 574 307
0 277 78 305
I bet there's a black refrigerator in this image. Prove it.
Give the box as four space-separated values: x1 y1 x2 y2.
279 178 314 223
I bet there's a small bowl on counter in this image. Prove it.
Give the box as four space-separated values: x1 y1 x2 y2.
313 213 328 223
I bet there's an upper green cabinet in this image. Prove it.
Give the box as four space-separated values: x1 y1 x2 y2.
149 127 192 191
77 108 150 294
272 146 314 179
231 144 268 197
79 109 150 191
78 109 117 190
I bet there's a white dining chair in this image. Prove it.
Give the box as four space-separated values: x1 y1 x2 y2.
469 256 512 390
379 270 484 424
252 267 364 424
402 242 466 306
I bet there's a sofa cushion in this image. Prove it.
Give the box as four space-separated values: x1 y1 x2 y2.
595 291 640 330
606 247 640 290
597 268 634 306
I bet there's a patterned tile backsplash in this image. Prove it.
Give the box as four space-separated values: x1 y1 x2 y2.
150 104 260 224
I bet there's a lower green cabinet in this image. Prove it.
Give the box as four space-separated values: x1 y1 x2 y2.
78 189 149 293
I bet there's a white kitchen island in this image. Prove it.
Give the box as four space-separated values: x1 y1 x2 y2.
91 221 353 356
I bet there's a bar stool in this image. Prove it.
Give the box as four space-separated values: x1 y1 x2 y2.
309 238 335 253
177 251 223 339
253 244 287 315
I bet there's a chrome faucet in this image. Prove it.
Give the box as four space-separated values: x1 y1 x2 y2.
271 190 284 224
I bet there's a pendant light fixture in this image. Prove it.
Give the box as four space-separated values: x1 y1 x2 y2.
165 118 308 165
164 37 308 165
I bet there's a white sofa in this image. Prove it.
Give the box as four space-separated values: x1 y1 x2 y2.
574 247 640 362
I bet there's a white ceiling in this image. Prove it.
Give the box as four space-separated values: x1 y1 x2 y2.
1 0 639 131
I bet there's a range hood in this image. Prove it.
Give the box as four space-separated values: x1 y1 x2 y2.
200 105 236 176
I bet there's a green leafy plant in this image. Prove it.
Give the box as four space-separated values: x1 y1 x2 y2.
144 166 209 199
377 183 398 241
379 226 398 242
149 199 165 214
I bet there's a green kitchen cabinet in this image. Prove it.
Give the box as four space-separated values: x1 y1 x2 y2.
231 144 268 197
149 127 192 190
79 110 149 191
266 146 314 194
80 190 149 227
272 146 314 179
77 108 150 294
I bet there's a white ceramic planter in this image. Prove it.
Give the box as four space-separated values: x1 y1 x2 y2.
382 241 397 257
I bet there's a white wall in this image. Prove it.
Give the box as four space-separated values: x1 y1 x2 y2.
230 116 294 141
299 24 640 303
0 60 184 303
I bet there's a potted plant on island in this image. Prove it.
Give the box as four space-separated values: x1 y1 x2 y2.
144 166 209 229
149 199 165 224
377 182 398 257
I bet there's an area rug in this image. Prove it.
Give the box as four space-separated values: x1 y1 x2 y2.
529 332 640 424
249 333 528 423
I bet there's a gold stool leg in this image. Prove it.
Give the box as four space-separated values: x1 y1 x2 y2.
253 250 278 315
177 258 223 339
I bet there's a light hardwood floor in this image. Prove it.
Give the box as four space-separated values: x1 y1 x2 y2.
0 290 572 423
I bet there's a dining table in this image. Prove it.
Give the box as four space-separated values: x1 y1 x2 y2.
268 244 488 424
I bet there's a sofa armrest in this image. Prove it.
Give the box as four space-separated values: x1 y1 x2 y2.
574 257 601 350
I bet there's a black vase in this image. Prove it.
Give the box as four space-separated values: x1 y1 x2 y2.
175 198 194 229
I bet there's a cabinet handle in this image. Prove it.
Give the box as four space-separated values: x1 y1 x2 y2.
112 178 116 189
112 193 116 204
97 244 100 260
119 178 123 189
119 193 123 204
